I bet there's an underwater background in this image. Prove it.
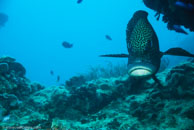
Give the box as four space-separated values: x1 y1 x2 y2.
1 0 194 129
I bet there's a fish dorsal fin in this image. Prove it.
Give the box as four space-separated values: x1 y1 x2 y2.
99 54 129 58
163 47 194 57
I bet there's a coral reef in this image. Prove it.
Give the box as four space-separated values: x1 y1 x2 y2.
84 62 128 81
65 62 128 91
0 56 45 128
0 56 194 129
0 56 26 77
143 0 194 32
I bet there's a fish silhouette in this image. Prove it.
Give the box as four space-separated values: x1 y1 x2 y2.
77 0 83 4
0 13 8 27
105 35 112 41
50 70 54 76
62 41 73 48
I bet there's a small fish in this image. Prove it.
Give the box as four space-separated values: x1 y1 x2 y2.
175 1 194 11
62 41 73 48
0 13 8 26
50 70 54 76
172 25 188 35
100 10 194 86
105 35 112 41
77 0 83 4
57 75 60 82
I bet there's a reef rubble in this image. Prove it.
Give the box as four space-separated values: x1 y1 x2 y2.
0 56 194 129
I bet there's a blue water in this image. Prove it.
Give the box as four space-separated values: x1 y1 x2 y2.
0 0 193 86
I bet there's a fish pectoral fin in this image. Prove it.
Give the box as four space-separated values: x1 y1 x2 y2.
163 47 194 57
152 75 163 88
100 54 129 58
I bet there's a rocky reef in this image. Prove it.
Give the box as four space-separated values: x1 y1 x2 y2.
143 0 194 33
0 56 194 129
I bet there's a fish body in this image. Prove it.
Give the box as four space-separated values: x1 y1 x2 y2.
100 10 194 85
105 35 112 41
62 41 73 48
126 10 161 77
50 70 54 75
0 13 8 26
77 0 83 4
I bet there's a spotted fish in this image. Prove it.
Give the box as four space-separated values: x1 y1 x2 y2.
100 10 194 86
126 10 161 77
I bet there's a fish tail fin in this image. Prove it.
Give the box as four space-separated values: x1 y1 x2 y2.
163 47 194 57
100 54 129 58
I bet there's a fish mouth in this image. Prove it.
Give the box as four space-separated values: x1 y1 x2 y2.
128 65 154 77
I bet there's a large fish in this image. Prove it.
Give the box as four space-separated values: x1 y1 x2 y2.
100 10 194 85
